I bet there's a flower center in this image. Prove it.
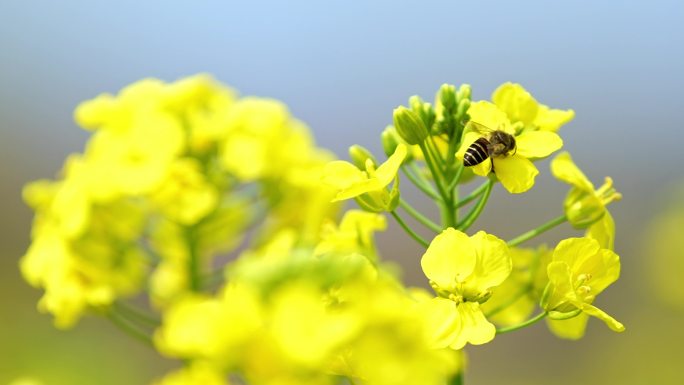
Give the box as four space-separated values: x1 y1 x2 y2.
596 177 622 206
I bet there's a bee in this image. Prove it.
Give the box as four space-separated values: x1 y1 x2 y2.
462 121 517 170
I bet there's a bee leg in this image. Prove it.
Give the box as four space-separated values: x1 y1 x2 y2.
490 157 495 174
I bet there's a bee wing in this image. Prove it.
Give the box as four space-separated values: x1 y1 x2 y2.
464 120 496 135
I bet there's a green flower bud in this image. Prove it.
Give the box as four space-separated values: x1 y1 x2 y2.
393 106 428 145
409 95 436 132
456 84 471 101
456 98 471 120
349 145 377 171
381 127 399 157
381 126 413 162
438 84 457 111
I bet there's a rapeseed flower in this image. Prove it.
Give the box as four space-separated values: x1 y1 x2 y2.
551 152 621 248
420 228 512 349
541 237 625 338
457 101 563 193
323 144 407 212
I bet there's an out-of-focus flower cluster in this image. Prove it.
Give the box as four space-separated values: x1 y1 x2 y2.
21 76 625 384
21 74 336 327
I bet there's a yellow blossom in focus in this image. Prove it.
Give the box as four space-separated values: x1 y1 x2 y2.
551 152 621 248
420 228 512 349
323 144 407 211
492 82 575 132
457 101 563 193
541 237 625 338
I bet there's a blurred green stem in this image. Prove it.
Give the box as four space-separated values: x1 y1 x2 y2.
107 309 154 347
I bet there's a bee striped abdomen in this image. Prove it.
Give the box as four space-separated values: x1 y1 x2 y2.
463 137 491 167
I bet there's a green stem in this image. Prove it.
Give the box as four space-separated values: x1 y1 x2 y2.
457 180 493 231
418 142 449 200
399 199 441 233
419 141 456 229
107 309 154 347
456 181 490 208
402 165 441 201
114 301 160 328
507 214 568 247
447 163 465 193
448 372 464 385
185 226 201 291
427 135 446 168
391 211 430 248
496 311 548 334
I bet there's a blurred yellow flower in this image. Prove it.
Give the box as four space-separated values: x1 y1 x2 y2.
323 144 407 211
153 362 228 385
314 210 386 261
541 237 625 338
420 228 512 349
457 101 563 193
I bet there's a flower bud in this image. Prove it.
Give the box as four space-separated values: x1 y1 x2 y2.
381 127 399 157
438 84 457 111
393 106 428 145
456 84 471 101
349 145 377 171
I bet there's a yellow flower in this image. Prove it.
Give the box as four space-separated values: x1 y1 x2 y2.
420 228 512 349
457 101 563 193
151 158 219 225
492 82 575 132
314 210 386 261
541 237 625 338
322 144 407 212
155 283 262 363
551 152 621 248
153 362 229 385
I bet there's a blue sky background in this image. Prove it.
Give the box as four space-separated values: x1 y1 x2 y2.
1 1 683 384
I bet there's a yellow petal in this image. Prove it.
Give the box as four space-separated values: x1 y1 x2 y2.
322 161 365 190
420 297 461 349
421 228 476 290
515 131 563 159
374 143 407 187
493 155 538 194
543 261 575 310
580 303 625 332
450 302 496 349
550 152 594 192
491 83 539 125
533 104 575 132
333 179 384 202
554 237 620 294
586 211 615 250
463 231 512 294
546 313 589 340
552 237 601 270
467 101 514 134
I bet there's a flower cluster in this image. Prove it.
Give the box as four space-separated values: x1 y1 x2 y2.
21 77 625 384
